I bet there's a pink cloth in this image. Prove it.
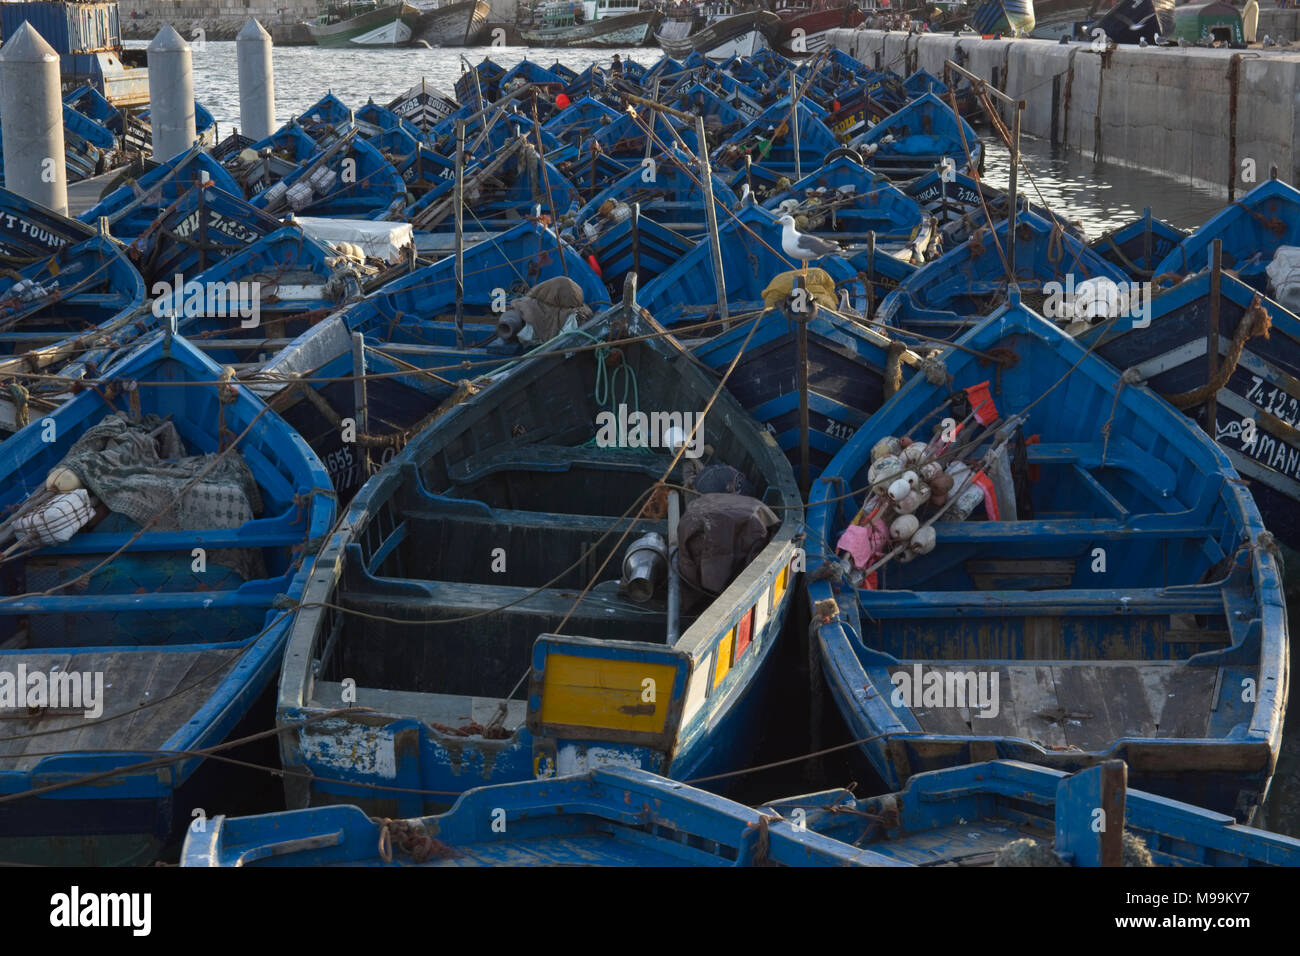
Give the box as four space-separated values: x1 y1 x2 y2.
837 518 890 567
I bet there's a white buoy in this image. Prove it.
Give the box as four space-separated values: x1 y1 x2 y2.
236 18 275 140
0 23 68 215
148 25 196 162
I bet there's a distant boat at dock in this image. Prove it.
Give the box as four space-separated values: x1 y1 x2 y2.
307 0 426 47
518 0 663 46
656 6 782 58
411 0 491 45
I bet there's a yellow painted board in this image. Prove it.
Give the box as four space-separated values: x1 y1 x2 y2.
539 654 678 734
713 630 735 689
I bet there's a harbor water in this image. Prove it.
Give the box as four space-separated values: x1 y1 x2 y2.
107 38 1300 845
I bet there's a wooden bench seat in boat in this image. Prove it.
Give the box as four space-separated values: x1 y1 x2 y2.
887 661 1224 752
447 443 674 484
0 647 242 770
311 681 528 732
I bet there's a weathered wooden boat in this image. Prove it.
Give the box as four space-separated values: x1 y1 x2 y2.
575 146 737 235
412 0 490 45
1152 178 1300 293
761 156 929 251
764 760 1300 866
454 57 506 110
807 299 1287 821
1096 0 1175 43
1075 269 1300 554
251 217 606 499
309 0 425 46
220 124 321 200
772 0 865 56
294 92 358 145
638 203 863 326
1089 207 1187 280
712 99 839 183
183 767 872 866
657 9 782 58
852 91 981 183
79 148 243 241
387 79 460 134
277 294 802 811
0 329 335 864
0 236 147 432
578 210 697 299
544 96 623 150
0 186 97 267
879 210 1128 341
905 169 1078 248
519 2 662 46
152 226 359 370
251 134 405 219
125 182 284 286
971 0 1037 35
679 295 920 483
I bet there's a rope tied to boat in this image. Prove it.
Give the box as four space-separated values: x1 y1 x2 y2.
7 382 29 428
1232 200 1288 238
884 341 907 398
742 813 772 865
1047 222 1064 265
374 817 459 865
1100 367 1144 463
1157 296 1271 410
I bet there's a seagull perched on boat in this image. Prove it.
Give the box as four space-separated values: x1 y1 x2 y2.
778 214 842 276
1138 36 1148 47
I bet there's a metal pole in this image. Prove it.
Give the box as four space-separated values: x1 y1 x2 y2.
147 25 197 162
454 118 466 349
1207 239 1222 438
530 94 568 278
667 490 681 645
1008 106 1021 282
352 331 371 477
796 275 811 500
0 23 68 216
631 202 641 285
790 70 802 181
236 19 276 141
694 115 730 327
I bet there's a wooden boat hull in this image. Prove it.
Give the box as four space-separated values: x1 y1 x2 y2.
519 10 662 47
657 11 782 59
1078 270 1300 552
183 768 876 866
309 2 424 46
807 301 1287 821
277 299 802 813
0 333 335 864
413 0 490 45
0 186 96 267
774 4 866 56
765 760 1300 866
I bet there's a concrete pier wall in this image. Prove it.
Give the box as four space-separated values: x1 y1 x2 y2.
828 28 1300 194
121 1 317 43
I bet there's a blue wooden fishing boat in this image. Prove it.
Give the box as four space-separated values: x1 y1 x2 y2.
1075 269 1300 554
252 218 607 500
80 148 243 241
761 156 929 251
126 181 284 286
148 225 357 370
276 296 802 812
1090 207 1188 280
879 210 1128 341
1153 178 1300 292
712 99 839 183
0 186 96 266
574 146 737 235
806 299 1287 821
0 329 335 864
182 767 872 866
852 91 982 183
0 236 146 432
543 96 623 150
906 169 1075 246
354 98 423 141
251 134 405 220
638 203 867 326
578 210 697 299
294 91 356 144
971 0 1037 35
386 79 459 135
219 124 321 200
763 760 1300 865
0 102 119 186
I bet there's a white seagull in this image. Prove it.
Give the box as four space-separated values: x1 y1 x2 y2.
778 214 842 276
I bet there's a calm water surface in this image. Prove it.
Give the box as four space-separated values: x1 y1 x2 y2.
129 40 1300 837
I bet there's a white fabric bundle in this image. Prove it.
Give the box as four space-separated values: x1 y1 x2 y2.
15 489 96 546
